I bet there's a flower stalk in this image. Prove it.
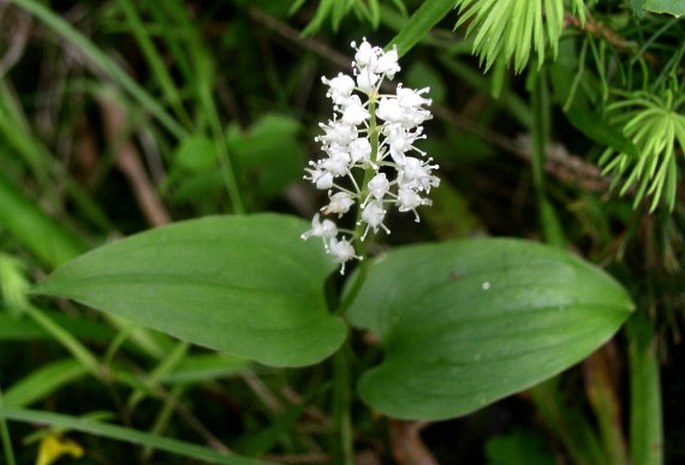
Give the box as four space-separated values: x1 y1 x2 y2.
301 38 439 273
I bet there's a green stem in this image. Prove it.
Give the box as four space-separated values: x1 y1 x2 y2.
530 69 548 195
127 341 190 410
531 68 565 248
332 344 354 465
584 350 629 465
628 311 663 465
353 98 380 248
336 97 380 316
529 380 609 465
0 386 17 465
529 68 606 465
198 67 246 215
332 95 381 462
142 384 187 462
330 92 383 444
24 306 105 381
335 262 368 317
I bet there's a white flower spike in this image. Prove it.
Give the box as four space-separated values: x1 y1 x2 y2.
302 38 439 273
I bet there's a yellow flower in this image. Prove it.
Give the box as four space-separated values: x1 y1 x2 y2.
36 432 84 465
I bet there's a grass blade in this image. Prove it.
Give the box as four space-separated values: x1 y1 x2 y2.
11 0 187 139
3 360 87 408
0 388 17 465
389 0 456 56
0 407 274 465
117 0 192 128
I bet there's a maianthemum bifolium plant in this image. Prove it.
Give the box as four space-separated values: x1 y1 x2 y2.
2 0 683 464
28 36 632 464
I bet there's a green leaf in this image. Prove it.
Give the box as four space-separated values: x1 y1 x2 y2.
347 238 634 420
0 174 87 268
174 136 218 173
3 360 87 408
389 0 456 56
301 0 334 36
455 0 566 73
485 429 555 465
228 114 304 200
643 0 685 16
631 0 646 15
35 214 346 367
166 135 221 202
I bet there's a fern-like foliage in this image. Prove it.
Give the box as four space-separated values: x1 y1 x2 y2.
454 0 586 73
599 89 685 212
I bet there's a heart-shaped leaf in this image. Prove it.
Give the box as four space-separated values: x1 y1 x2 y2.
36 214 346 367
348 238 634 420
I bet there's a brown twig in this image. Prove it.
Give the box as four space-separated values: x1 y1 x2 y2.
514 134 609 192
565 12 637 51
99 95 171 226
248 7 350 71
168 391 233 454
389 420 440 465
0 2 32 77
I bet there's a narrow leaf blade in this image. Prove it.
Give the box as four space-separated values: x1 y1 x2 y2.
0 407 272 465
0 174 87 267
389 0 456 56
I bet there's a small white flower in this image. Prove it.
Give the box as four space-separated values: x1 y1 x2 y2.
341 95 371 125
397 85 432 111
317 121 357 146
361 200 389 239
367 172 390 201
378 85 432 128
301 213 338 241
321 149 351 177
383 124 425 164
399 157 440 192
328 237 359 274
376 96 404 124
396 186 432 222
322 73 356 105
352 38 378 69
375 46 400 79
355 68 379 93
323 192 355 217
349 137 371 163
304 164 335 190
386 126 412 163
